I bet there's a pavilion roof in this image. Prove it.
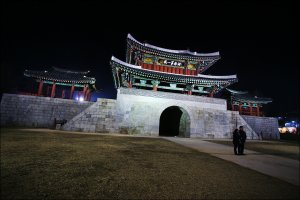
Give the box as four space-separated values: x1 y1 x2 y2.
232 93 272 104
111 56 237 93
24 67 96 84
52 67 90 75
127 34 221 62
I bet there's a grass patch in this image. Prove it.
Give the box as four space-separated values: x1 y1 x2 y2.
204 139 299 160
1 128 299 199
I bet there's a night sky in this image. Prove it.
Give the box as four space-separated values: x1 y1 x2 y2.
1 0 299 117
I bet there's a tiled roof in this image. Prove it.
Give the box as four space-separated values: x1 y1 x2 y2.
232 94 272 104
127 34 220 61
111 56 237 92
24 67 96 84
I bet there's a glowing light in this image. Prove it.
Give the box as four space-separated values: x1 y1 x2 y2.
278 127 289 134
79 97 84 102
285 121 299 127
287 127 297 134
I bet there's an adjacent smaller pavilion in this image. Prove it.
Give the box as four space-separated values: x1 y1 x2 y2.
24 67 96 101
227 88 272 116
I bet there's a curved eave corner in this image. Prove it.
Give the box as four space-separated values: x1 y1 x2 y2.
24 70 31 77
197 73 237 80
226 88 248 94
111 56 142 69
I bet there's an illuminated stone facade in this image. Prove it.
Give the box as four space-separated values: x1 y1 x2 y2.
62 88 271 139
0 90 279 139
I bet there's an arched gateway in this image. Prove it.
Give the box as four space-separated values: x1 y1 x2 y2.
159 106 190 138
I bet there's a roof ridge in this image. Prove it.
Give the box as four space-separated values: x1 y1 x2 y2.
52 67 90 74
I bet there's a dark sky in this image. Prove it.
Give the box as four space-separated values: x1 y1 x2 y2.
1 0 299 117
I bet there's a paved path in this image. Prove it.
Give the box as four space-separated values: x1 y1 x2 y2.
164 137 299 186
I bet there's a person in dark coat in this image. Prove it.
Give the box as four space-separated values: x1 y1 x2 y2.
232 128 240 155
238 126 247 155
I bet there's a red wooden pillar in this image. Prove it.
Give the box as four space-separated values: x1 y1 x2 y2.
85 89 90 101
209 93 213 97
70 85 75 99
239 104 242 114
61 89 65 99
83 85 87 99
87 92 92 101
151 80 159 91
188 91 192 95
50 83 56 98
257 105 260 116
128 81 132 88
250 104 253 116
37 81 44 96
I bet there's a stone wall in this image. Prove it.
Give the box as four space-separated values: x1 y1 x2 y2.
62 98 116 133
113 88 259 139
0 93 93 128
119 87 227 110
241 115 280 140
1 91 278 140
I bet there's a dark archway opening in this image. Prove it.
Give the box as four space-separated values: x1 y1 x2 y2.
159 106 190 137
159 106 182 137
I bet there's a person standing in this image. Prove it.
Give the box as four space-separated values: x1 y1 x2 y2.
238 126 247 155
232 128 239 155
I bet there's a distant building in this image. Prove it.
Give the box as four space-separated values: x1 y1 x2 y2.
226 88 272 117
23 67 96 101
